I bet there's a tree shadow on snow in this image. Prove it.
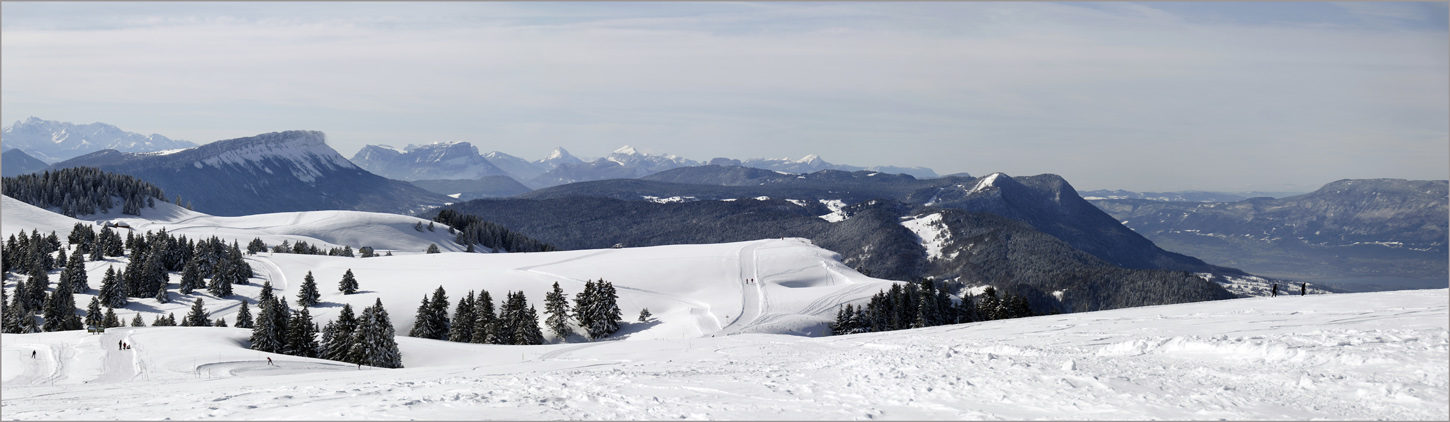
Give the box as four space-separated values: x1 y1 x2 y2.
606 320 662 340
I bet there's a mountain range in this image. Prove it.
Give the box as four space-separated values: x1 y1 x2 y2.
1 117 198 163
45 130 451 216
1089 179 1449 290
350 141 939 189
1079 189 1307 202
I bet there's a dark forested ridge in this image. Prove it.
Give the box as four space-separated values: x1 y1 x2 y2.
2 149 50 177
2 167 168 217
517 169 1232 276
409 176 532 200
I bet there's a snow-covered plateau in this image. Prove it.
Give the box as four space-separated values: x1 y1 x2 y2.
2 197 1447 420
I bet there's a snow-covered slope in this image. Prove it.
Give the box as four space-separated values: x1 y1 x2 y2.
45 130 450 216
3 288 1444 420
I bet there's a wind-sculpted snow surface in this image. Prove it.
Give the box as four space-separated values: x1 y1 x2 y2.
2 289 1445 420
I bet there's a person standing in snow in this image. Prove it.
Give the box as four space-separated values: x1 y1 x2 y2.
266 357 274 366
32 351 36 359
1301 283 1307 296
118 340 123 350
1271 283 1278 297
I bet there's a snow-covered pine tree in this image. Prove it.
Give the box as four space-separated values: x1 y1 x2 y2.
338 269 358 294
471 290 495 344
322 304 358 362
447 291 475 342
425 243 440 254
26 265 50 311
234 300 254 329
214 317 228 327
61 250 88 292
102 307 121 328
591 280 623 339
517 305 544 345
408 294 435 339
297 271 321 307
572 280 597 339
285 307 319 358
319 321 336 360
42 270 81 331
84 296 103 328
154 281 170 304
184 298 211 327
249 296 282 352
544 282 571 340
9 278 30 316
491 291 518 345
55 248 67 271
97 266 126 308
1 309 20 334
259 280 275 304
179 259 201 295
273 297 292 351
426 286 449 340
19 311 41 333
638 308 651 322
350 299 402 368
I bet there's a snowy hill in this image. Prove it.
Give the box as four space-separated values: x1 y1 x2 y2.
2 285 1443 419
0 117 198 163
2 194 896 340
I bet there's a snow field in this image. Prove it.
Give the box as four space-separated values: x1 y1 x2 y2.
3 289 1444 420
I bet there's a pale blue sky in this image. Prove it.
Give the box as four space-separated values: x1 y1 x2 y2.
3 2 1446 191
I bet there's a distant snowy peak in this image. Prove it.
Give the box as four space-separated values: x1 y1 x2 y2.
970 172 1004 194
536 146 584 170
602 145 700 176
0 116 198 163
796 154 825 165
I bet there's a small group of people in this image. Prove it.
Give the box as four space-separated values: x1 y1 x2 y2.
117 341 131 350
1270 282 1308 297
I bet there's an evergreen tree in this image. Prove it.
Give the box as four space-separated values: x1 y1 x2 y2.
426 286 449 340
84 296 104 328
408 294 435 339
26 265 50 312
447 291 475 342
179 259 201 295
979 287 1001 321
544 282 571 340
184 298 211 327
19 312 41 333
259 280 275 304
322 304 359 362
42 272 82 331
638 308 652 322
131 313 146 327
249 296 283 353
350 299 402 368
233 301 255 329
517 305 544 345
1 301 21 333
572 280 597 339
102 307 121 328
425 243 440 254
338 269 359 294
214 317 228 327
154 281 170 304
589 280 623 339
61 250 89 293
10 278 30 316
471 290 495 343
285 307 319 358
297 271 321 307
